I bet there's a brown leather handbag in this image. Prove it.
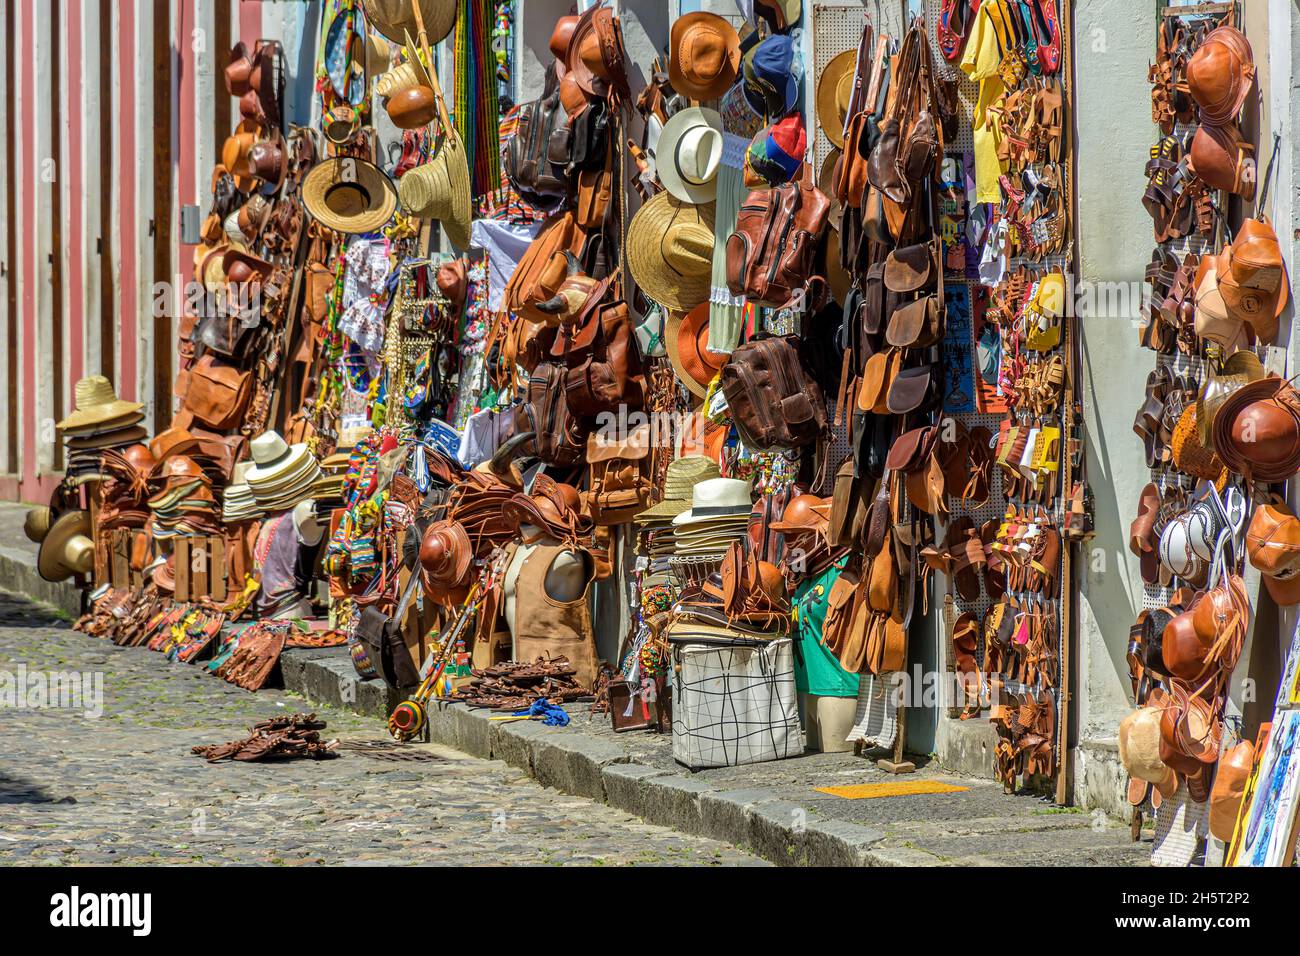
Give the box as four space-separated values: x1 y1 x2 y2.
554 292 645 417
719 336 829 451
725 177 831 309
183 355 252 431
583 424 651 526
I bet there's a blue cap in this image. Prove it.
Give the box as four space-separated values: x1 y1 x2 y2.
742 35 800 119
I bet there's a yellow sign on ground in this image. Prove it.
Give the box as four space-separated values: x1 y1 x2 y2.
815 781 971 800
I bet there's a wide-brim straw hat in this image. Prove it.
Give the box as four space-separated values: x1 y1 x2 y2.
816 49 857 150
672 477 754 528
362 0 456 46
398 127 472 250
302 156 397 235
666 303 729 399
37 510 94 583
627 193 716 312
57 375 144 433
635 456 723 522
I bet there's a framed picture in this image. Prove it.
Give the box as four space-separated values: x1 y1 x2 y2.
1232 711 1300 867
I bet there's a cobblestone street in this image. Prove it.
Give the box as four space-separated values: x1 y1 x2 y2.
0 593 762 866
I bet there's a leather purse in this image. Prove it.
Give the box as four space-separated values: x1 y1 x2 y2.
356 573 424 690
183 355 252 431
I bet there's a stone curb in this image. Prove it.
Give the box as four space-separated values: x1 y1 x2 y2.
0 553 82 619
281 646 924 868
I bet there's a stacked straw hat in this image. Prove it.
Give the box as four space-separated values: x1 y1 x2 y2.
245 430 324 513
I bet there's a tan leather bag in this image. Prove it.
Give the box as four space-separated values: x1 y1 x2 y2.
183 355 253 431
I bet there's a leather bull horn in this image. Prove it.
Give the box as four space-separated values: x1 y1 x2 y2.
534 252 586 315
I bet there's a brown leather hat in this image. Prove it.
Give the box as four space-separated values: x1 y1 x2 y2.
225 42 254 97
247 134 290 190
566 3 630 101
1216 217 1290 344
669 12 741 101
502 475 591 538
437 258 467 309
223 248 274 286
1213 376 1300 482
1189 121 1256 200
549 14 579 61
1247 502 1300 605
419 519 473 595
769 494 831 535
1186 26 1255 126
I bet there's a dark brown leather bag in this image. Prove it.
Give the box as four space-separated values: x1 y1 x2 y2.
504 62 571 209
184 355 252 431
525 362 588 467
725 178 831 309
719 336 829 451
553 293 645 417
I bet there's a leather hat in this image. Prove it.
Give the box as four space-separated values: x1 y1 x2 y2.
225 42 255 97
1193 256 1247 350
666 303 728 399
223 247 273 286
235 195 275 244
419 519 473 594
1189 121 1256 200
559 70 589 117
1197 350 1264 446
502 475 591 538
549 15 579 61
1247 501 1300 605
1216 217 1290 344
566 3 630 101
1213 376 1300 482
437 258 467 309
1118 705 1179 802
1209 739 1255 842
769 494 832 536
816 49 857 149
1186 26 1255 126
247 134 290 192
668 12 741 101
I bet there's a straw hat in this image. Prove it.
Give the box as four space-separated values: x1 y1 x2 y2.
626 192 715 312
656 107 724 205
361 0 456 46
57 376 144 433
24 506 52 543
816 49 857 150
666 303 729 399
302 157 397 235
37 510 94 583
669 12 741 101
634 455 722 522
399 128 472 250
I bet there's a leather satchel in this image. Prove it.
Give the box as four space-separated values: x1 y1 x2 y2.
184 355 252 431
719 336 829 451
505 62 571 209
583 424 651 525
356 572 423 690
725 177 831 309
553 294 645 417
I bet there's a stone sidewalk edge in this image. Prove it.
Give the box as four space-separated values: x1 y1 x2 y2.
279 646 944 868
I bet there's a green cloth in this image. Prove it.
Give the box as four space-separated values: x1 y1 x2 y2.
791 556 857 698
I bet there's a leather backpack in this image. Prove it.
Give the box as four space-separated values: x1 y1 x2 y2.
505 62 571 210
725 176 832 309
505 211 589 325
583 424 651 526
720 335 829 452
553 294 645 417
524 362 588 468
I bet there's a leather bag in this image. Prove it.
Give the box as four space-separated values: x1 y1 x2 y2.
184 355 252 431
725 177 831 309
719 336 829 451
